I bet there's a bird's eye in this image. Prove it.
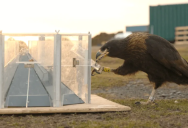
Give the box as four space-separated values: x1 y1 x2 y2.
107 47 110 50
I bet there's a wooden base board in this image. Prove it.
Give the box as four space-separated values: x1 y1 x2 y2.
0 95 131 114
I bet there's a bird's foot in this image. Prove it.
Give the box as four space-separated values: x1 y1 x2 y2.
135 100 156 105
135 101 150 105
103 67 113 72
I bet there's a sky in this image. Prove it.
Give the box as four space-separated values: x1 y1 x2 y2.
0 0 187 37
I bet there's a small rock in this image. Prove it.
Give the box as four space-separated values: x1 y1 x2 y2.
174 100 178 103
126 84 131 87
169 96 174 99
171 90 177 93
160 94 167 98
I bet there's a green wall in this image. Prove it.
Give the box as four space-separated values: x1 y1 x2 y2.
150 4 188 41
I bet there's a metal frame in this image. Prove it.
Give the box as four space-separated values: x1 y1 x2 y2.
38 35 45 61
2 33 90 36
0 32 92 108
53 34 61 107
78 35 82 98
26 68 30 108
87 32 92 103
0 32 4 108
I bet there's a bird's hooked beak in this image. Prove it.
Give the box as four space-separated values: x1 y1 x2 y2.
96 49 109 61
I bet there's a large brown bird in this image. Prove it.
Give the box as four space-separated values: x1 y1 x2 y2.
96 32 188 105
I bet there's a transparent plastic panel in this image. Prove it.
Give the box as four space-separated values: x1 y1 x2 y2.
3 35 54 107
4 40 19 98
39 41 54 67
29 40 54 66
71 44 101 70
76 36 89 102
28 38 54 101
29 41 38 61
4 41 19 66
61 35 89 103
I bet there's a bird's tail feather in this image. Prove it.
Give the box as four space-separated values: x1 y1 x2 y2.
175 77 188 85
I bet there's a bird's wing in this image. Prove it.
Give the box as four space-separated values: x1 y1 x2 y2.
145 36 188 77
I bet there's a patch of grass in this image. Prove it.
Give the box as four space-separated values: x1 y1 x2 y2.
98 93 188 116
70 120 161 128
68 93 188 128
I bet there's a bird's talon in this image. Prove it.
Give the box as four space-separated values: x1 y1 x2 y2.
135 101 154 105
135 101 141 105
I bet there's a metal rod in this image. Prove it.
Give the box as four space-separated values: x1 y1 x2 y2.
2 33 91 36
78 35 82 98
87 33 92 104
53 34 61 107
38 35 45 63
26 68 30 108
0 33 4 108
16 62 41 64
84 49 88 103
61 65 92 66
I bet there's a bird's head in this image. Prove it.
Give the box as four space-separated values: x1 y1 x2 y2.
96 39 121 61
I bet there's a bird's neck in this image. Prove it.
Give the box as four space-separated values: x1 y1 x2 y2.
116 39 129 59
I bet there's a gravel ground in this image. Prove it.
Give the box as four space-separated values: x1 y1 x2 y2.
92 79 188 100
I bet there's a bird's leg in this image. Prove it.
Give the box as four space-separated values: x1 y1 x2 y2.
94 61 137 75
148 87 156 102
142 87 156 104
135 87 156 105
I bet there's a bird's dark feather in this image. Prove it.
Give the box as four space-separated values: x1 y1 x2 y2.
145 35 188 77
100 32 188 89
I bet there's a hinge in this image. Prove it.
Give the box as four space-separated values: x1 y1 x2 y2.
73 58 79 67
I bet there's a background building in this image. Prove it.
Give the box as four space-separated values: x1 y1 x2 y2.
126 25 149 33
149 3 188 42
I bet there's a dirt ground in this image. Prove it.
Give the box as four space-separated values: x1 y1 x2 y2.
92 79 188 100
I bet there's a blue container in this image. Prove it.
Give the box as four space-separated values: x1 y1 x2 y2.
126 25 149 32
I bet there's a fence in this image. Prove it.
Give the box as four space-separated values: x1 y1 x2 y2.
175 26 188 44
